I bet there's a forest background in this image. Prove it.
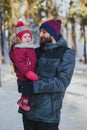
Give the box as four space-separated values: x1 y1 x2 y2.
0 0 87 64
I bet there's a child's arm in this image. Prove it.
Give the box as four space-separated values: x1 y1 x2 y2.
25 71 38 81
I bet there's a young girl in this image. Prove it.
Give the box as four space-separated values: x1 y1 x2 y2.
9 21 38 111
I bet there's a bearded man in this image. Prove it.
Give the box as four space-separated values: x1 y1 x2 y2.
19 19 75 130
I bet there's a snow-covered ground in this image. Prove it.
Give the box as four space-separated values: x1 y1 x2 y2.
0 64 23 130
0 61 87 130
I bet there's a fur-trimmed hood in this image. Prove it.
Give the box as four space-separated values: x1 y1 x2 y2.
13 42 35 49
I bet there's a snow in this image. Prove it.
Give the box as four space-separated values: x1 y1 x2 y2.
0 61 87 130
0 64 16 83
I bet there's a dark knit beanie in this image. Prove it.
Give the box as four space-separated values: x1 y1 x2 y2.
40 19 62 41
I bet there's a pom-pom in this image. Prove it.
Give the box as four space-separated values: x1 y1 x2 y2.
16 21 24 27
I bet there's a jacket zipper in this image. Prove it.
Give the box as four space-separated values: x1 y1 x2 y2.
50 94 54 113
27 58 31 67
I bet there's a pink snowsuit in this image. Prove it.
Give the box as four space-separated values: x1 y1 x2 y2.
9 42 37 81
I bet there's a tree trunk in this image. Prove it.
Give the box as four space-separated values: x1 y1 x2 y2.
71 21 76 52
83 26 86 64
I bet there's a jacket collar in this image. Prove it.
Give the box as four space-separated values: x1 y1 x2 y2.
43 34 68 50
14 41 35 49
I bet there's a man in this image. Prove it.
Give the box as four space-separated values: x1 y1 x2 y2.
19 19 75 130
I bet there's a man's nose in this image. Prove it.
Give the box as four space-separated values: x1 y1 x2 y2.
40 31 43 37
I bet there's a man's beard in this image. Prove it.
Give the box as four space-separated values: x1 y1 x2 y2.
40 37 52 48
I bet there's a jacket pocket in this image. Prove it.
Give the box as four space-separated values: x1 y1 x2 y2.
50 92 63 113
50 94 54 113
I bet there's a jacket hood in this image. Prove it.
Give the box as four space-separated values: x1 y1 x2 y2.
13 42 35 49
43 34 68 50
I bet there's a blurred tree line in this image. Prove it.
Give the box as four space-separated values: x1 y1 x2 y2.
0 0 87 64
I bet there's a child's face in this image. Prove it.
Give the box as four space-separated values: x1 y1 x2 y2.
21 33 32 42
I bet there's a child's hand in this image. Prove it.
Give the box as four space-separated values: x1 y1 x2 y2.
25 71 38 81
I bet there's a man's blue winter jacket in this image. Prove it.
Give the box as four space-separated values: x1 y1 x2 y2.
21 35 75 123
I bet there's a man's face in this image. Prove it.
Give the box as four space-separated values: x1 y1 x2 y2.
40 29 52 47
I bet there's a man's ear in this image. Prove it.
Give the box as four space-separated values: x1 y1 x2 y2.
51 36 56 43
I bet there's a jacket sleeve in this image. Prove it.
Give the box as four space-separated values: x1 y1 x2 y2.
33 49 75 93
10 49 29 75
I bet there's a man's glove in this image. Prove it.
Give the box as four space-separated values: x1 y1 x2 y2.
21 81 34 97
17 80 34 96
